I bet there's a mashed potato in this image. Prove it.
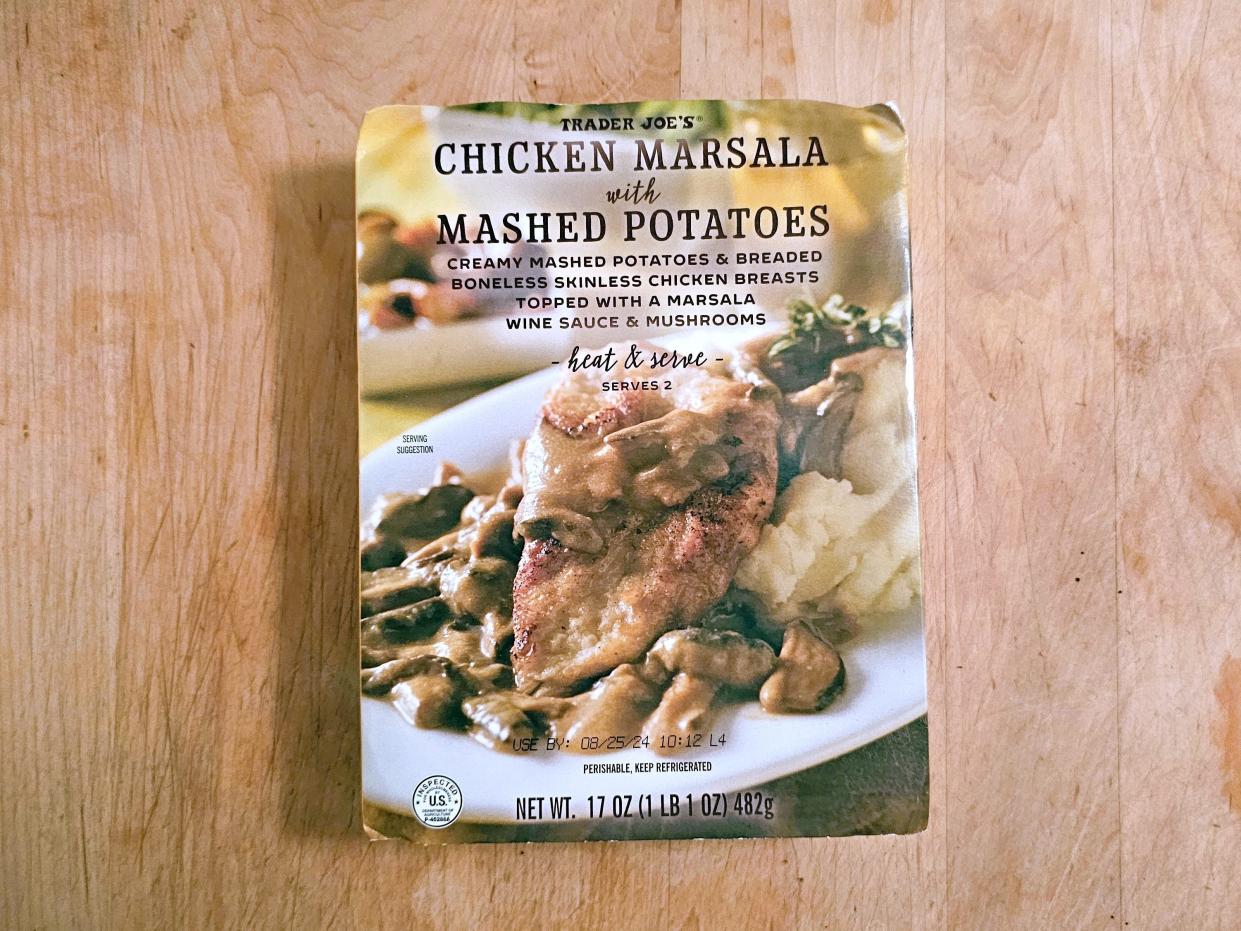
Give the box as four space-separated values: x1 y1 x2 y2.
736 352 922 621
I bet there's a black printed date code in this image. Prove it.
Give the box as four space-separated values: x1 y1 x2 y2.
510 732 726 752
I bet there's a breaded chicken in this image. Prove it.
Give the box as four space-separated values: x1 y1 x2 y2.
511 346 779 694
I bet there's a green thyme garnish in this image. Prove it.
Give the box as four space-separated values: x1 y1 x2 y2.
768 294 905 358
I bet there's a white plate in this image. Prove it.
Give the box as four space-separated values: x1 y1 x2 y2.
359 314 679 395
360 341 927 823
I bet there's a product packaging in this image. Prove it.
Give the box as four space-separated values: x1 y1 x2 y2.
357 99 927 842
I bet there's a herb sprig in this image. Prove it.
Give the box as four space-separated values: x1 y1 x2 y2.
768 294 905 359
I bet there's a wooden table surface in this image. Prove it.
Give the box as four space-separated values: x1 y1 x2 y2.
3 1 1239 928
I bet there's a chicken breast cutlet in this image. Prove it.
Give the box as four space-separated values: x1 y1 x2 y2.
511 345 779 695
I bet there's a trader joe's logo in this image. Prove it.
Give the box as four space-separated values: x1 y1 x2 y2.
411 775 463 829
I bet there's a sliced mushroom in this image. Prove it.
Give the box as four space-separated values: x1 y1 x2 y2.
556 665 664 747
759 621 846 713
468 500 521 562
359 535 407 571
382 656 469 728
644 628 776 689
644 674 719 750
360 597 453 660
368 484 476 543
361 653 456 696
437 554 515 622
462 693 537 747
360 567 437 617
779 370 863 486
357 212 433 285
698 593 761 636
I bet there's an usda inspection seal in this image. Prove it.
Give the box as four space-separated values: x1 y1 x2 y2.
411 775 462 829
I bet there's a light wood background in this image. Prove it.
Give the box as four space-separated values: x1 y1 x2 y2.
2 1 1238 928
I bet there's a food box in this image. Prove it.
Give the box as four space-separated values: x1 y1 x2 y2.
357 100 928 842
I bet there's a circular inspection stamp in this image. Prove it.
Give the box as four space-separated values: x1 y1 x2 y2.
411 775 463 829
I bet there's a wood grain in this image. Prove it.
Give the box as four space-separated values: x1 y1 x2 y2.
944 1 1122 925
1112 0 1241 924
2 1 1238 928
